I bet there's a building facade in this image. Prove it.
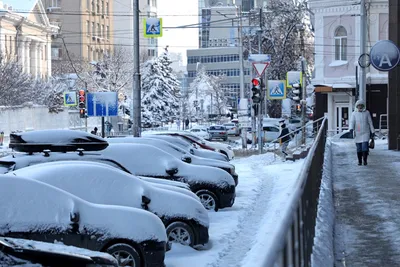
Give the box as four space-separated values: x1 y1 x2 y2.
113 0 158 60
309 0 388 134
42 0 114 62
0 0 58 78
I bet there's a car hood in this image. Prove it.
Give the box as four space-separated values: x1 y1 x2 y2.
139 176 191 190
192 148 228 162
205 141 229 150
139 177 199 200
190 155 234 170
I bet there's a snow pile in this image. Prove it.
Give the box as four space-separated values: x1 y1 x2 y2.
311 139 334 267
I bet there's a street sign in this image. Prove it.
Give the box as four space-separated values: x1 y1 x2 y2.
248 54 271 76
370 40 400 71
144 18 163 38
268 80 286 100
63 92 77 106
87 92 118 117
286 71 303 88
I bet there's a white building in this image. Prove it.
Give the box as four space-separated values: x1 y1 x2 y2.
309 0 388 134
0 0 58 79
114 0 158 59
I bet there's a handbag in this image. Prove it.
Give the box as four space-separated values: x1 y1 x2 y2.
369 138 375 149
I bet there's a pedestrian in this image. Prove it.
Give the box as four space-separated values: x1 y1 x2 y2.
185 118 190 129
278 123 290 157
349 100 375 166
90 127 98 135
176 119 181 130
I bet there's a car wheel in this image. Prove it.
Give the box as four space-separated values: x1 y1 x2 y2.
166 221 195 247
196 189 218 211
106 243 141 267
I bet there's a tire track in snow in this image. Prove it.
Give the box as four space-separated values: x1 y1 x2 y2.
207 160 275 267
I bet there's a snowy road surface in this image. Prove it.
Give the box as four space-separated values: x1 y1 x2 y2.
166 153 304 267
332 140 400 267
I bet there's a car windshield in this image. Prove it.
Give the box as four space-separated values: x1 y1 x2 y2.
0 161 16 174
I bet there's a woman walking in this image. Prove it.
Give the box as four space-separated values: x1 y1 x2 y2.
349 100 375 165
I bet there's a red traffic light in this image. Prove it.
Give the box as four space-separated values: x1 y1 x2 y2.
252 78 261 87
79 90 85 96
79 96 85 102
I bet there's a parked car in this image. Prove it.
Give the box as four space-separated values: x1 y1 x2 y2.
223 123 239 136
0 175 167 267
208 125 228 141
0 237 118 267
8 161 209 248
107 137 239 186
246 124 282 144
144 135 229 162
187 127 211 140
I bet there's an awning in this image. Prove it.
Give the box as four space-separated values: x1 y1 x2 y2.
313 83 354 93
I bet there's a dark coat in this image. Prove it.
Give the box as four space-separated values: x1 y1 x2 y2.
278 128 290 143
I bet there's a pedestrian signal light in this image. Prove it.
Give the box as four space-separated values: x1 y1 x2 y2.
291 83 302 102
79 108 86 118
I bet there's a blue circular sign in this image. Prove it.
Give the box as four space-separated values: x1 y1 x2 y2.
370 40 400 71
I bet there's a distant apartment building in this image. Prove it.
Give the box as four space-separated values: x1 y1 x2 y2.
113 0 158 60
0 0 58 78
42 0 114 62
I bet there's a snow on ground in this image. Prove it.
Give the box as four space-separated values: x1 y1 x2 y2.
166 152 305 267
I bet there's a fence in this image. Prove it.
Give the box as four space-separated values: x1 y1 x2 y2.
257 117 327 267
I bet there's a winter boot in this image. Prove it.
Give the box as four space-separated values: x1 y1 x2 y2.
363 151 368 165
357 152 362 165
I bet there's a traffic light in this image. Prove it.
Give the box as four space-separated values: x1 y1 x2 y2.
252 104 259 116
296 104 301 114
78 89 86 118
291 83 302 102
251 78 262 104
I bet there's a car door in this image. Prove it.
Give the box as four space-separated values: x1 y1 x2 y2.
263 126 280 142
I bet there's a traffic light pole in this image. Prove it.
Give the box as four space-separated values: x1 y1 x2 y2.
132 0 141 137
301 58 306 145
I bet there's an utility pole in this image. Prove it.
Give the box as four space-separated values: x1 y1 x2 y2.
132 0 141 137
257 9 263 154
238 4 247 149
297 24 306 145
359 0 367 101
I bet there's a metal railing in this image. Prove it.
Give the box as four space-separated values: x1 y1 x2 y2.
258 117 327 267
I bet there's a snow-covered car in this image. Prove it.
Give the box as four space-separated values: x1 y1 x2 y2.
208 125 228 141
0 237 118 267
107 137 239 186
223 123 240 136
187 127 211 140
0 175 167 267
145 131 235 160
8 161 209 248
143 134 229 162
98 143 236 211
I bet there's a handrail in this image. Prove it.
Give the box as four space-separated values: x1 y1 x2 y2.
258 116 327 267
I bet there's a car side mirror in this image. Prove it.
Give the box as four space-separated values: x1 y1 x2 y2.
141 195 151 210
166 167 178 176
181 156 192 163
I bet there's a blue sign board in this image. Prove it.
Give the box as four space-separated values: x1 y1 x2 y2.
144 18 163 38
370 40 400 71
63 91 77 106
87 92 118 117
268 80 286 100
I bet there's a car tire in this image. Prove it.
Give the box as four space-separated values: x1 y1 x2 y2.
196 189 219 211
166 221 195 247
106 243 141 267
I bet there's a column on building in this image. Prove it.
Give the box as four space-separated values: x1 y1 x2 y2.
24 38 31 74
0 29 5 56
46 36 52 78
17 37 25 71
30 41 39 78
38 43 43 79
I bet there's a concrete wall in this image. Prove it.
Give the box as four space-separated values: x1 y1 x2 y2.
0 106 101 137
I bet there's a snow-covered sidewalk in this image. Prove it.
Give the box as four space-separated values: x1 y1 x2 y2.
166 152 305 266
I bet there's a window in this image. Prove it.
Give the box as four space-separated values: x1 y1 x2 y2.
106 2 109 15
50 0 60 7
92 22 95 35
334 26 347 61
101 25 104 37
87 0 90 9
87 46 90 60
97 23 100 36
101 0 104 13
91 1 95 12
51 47 62 59
86 20 90 35
106 26 110 39
97 3 100 13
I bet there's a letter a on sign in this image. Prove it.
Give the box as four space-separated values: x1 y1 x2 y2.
379 54 392 68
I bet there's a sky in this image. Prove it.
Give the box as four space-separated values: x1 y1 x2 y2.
157 0 199 65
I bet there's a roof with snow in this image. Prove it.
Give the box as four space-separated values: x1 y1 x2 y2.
0 0 37 17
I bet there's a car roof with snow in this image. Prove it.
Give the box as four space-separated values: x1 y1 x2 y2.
0 175 167 242
8 161 209 227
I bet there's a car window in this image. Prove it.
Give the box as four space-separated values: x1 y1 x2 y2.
263 126 279 132
191 129 200 132
210 126 225 130
0 161 15 174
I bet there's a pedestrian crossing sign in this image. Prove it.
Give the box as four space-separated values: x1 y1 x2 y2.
267 80 286 100
63 91 77 106
144 18 163 38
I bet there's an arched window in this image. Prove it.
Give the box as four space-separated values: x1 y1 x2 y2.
334 26 347 61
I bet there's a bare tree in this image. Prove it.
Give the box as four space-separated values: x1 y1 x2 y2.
203 74 227 116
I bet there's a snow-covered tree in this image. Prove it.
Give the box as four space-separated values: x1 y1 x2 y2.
243 0 314 117
141 48 180 123
202 74 227 116
31 78 66 113
188 66 211 118
83 47 133 94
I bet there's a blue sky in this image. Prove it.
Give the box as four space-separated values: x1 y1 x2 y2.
157 0 198 64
